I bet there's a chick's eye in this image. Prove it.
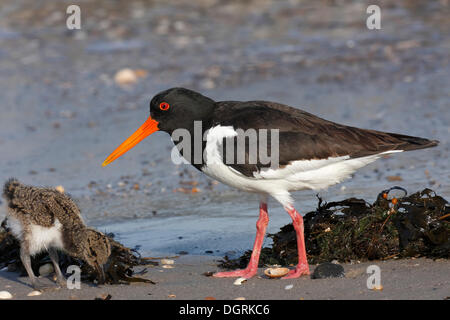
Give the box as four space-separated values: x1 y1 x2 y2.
159 102 170 111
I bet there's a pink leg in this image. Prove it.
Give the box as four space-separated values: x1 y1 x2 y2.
214 201 269 279
282 206 310 279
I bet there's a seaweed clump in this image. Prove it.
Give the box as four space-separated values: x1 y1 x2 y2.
0 225 157 285
219 187 449 269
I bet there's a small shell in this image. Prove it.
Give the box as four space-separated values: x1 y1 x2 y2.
233 277 247 286
114 68 138 85
39 263 54 276
264 267 289 278
27 291 42 297
162 265 174 269
284 284 294 290
160 259 174 265
234 297 246 300
55 185 65 193
0 291 12 299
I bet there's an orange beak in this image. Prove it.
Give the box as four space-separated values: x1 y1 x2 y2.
102 116 159 167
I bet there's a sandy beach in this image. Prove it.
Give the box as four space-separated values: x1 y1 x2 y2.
0 256 448 300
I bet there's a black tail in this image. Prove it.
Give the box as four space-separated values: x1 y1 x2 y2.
387 132 439 152
2 178 21 201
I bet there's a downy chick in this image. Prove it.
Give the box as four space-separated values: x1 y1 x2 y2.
2 179 111 290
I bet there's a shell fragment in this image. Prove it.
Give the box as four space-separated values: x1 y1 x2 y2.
0 291 12 299
27 291 42 297
264 267 289 278
233 277 247 286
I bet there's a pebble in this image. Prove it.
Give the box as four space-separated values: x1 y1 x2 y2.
0 291 12 299
311 262 345 279
55 185 65 193
284 284 294 290
39 263 54 276
27 291 42 297
95 293 112 300
234 297 246 300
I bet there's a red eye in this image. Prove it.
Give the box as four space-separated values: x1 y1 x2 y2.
159 102 170 111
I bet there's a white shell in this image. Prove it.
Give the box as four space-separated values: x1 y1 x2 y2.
160 259 174 265
27 291 42 297
162 265 174 269
233 277 247 286
284 284 294 290
0 291 13 299
39 263 54 276
264 267 289 278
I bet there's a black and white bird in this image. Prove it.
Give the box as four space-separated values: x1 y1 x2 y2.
2 179 111 290
102 87 438 279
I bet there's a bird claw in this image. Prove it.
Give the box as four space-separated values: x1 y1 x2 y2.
213 269 257 279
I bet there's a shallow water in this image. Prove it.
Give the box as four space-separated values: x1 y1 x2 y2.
0 0 448 257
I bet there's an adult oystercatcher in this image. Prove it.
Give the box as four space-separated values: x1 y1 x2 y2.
102 87 438 279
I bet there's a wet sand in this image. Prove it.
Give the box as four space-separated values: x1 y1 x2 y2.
0 0 449 300
0 257 448 300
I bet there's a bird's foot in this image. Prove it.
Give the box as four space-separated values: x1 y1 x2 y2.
213 268 257 279
31 279 55 292
282 265 310 279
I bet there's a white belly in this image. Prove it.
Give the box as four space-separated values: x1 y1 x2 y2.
8 217 65 255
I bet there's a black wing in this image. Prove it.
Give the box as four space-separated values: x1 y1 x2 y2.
213 101 438 177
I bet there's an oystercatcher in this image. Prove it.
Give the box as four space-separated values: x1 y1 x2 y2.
102 87 438 279
2 179 111 289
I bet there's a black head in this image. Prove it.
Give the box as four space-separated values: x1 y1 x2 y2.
102 87 215 166
149 87 215 134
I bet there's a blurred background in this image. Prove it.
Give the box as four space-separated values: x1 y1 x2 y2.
0 0 448 257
